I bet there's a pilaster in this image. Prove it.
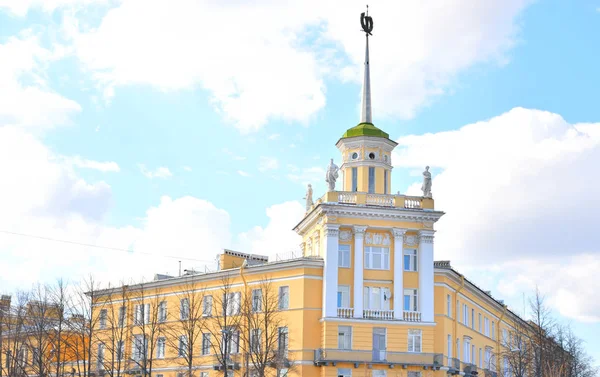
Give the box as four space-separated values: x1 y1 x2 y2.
392 228 407 320
323 224 340 318
418 229 435 322
353 225 368 318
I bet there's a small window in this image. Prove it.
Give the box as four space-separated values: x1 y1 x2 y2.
446 294 451 317
118 306 126 327
200 373 209 377
351 152 358 160
338 368 352 377
351 167 358 192
203 295 213 317
368 152 375 160
383 170 388 194
158 301 167 322
372 371 386 377
278 327 288 356
408 329 422 353
403 249 417 271
99 309 107 329
278 286 289 310
407 373 421 377
337 285 350 308
201 333 211 355
368 167 375 193
178 335 188 357
156 338 165 359
252 289 263 312
180 298 190 320
338 244 351 268
338 326 352 350
404 289 418 312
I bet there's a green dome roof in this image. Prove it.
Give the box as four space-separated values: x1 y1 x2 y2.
341 122 390 139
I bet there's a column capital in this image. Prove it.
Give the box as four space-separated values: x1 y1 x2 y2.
324 224 340 237
418 229 435 244
392 228 407 239
353 225 368 236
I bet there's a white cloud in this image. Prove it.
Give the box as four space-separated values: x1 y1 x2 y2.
236 201 304 261
183 166 192 172
65 156 120 172
0 34 81 132
138 164 173 179
65 0 531 132
237 170 251 177
268 134 280 140
222 148 246 161
258 156 279 172
393 107 600 322
0 0 102 16
287 165 325 187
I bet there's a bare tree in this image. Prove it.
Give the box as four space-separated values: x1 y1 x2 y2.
0 292 29 377
239 280 292 377
206 274 243 377
127 282 164 377
163 278 207 377
97 283 131 377
25 284 57 377
500 318 534 377
529 287 556 377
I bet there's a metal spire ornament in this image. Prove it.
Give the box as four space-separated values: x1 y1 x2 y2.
360 6 374 124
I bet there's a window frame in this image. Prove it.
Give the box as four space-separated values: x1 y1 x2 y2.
364 246 390 270
403 249 418 271
337 285 350 308
407 329 422 353
338 326 352 350
338 244 351 268
201 333 211 355
278 286 290 310
403 288 418 312
368 167 375 193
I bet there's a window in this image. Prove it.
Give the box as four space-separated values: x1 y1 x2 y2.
472 309 475 329
373 371 386 377
278 286 289 310
225 292 241 315
116 341 125 360
403 249 417 271
202 333 211 355
463 337 471 363
403 289 418 312
502 328 508 346
158 301 167 322
32 347 40 363
200 373 209 377
408 329 422 353
337 285 350 308
368 167 375 193
251 329 262 353
203 295 213 317
338 326 352 350
252 289 263 312
132 335 147 360
447 295 451 317
408 373 422 377
447 334 452 365
180 298 190 319
277 370 288 377
338 368 352 377
456 300 459 322
365 246 390 270
472 344 476 365
156 338 165 359
479 348 482 368
478 313 482 332
99 309 107 329
134 303 150 325
278 327 289 356
383 170 388 194
484 317 490 336
223 329 240 354
97 343 105 370
485 348 492 369
338 244 351 268
364 287 391 310
463 304 468 325
492 322 496 340
456 338 460 361
118 306 126 327
178 335 188 357
351 167 358 192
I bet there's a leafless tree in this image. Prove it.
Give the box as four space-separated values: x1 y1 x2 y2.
163 277 207 377
126 281 164 377
239 280 292 377
205 274 243 377
0 292 29 377
500 317 534 377
529 287 556 377
96 283 131 377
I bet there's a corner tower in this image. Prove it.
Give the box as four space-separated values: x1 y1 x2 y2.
336 18 397 195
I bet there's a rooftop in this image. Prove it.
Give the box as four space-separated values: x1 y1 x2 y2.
341 122 390 139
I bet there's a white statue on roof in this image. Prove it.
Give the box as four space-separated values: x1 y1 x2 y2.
421 166 432 198
325 159 339 192
303 184 313 211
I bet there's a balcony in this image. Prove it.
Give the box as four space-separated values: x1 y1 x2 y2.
314 349 443 368
317 191 434 210
363 309 394 320
403 310 421 322
462 362 478 376
337 307 354 318
336 308 422 322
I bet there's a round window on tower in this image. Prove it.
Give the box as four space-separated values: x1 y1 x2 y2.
369 152 375 160
351 152 358 160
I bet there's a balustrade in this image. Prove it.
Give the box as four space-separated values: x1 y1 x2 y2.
337 307 354 318
403 310 421 322
363 309 394 320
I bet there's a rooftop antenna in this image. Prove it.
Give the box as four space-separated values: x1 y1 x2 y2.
178 260 182 277
360 5 374 124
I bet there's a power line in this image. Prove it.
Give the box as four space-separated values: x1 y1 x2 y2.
0 229 216 264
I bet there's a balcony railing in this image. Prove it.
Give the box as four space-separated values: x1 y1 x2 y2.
337 307 354 318
463 362 478 376
317 191 433 210
314 349 444 368
403 310 421 322
363 309 394 320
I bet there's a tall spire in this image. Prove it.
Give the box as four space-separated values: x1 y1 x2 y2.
360 7 374 124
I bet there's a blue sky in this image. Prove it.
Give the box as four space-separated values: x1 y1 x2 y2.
1 0 600 367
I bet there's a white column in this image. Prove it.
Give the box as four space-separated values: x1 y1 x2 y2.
322 224 340 318
353 226 367 318
418 229 435 322
392 228 407 320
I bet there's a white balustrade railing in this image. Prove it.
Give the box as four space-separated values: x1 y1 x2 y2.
337 307 354 318
363 309 394 320
404 196 422 209
403 310 421 322
366 194 394 207
338 192 357 204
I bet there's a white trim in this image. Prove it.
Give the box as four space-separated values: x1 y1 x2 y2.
364 279 393 284
320 317 437 326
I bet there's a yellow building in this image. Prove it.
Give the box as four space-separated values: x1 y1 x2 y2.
90 12 536 377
